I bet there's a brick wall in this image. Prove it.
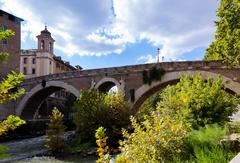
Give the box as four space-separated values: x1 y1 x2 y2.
0 10 22 77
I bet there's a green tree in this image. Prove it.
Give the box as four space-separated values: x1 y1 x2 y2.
0 29 25 104
45 107 66 153
204 0 240 65
158 75 239 128
0 29 25 159
73 90 131 147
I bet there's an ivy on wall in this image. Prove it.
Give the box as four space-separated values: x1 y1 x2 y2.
142 67 165 85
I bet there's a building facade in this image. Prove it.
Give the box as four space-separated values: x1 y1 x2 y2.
20 26 79 79
0 9 23 77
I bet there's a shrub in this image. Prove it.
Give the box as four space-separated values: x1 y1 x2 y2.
158 75 239 128
136 92 160 121
45 107 66 153
95 127 111 163
186 124 235 163
73 90 131 147
116 105 191 162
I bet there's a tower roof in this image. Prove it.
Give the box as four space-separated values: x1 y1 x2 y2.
41 26 51 36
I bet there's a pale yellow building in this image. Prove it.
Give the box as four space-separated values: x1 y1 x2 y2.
20 26 80 78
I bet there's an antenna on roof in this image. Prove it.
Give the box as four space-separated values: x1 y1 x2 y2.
157 48 160 63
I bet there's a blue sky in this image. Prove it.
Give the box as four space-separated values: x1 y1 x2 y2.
1 0 219 69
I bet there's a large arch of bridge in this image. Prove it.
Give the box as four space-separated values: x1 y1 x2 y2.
131 70 240 113
95 77 123 93
16 80 80 118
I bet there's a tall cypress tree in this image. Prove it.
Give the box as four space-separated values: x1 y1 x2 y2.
204 0 240 66
46 107 66 153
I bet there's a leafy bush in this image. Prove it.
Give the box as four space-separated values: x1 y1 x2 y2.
73 90 131 147
45 107 66 153
95 127 111 163
158 74 239 128
116 105 191 162
136 93 160 121
186 124 235 163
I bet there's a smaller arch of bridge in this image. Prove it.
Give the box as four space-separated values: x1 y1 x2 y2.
131 70 240 113
16 80 80 117
95 77 124 93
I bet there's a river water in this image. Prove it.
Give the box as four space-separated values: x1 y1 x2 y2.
0 135 97 163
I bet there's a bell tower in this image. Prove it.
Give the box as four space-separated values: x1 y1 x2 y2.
36 26 55 53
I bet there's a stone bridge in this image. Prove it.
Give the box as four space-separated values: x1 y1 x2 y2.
1 60 240 119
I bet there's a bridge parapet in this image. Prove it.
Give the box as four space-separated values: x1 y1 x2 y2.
22 60 235 86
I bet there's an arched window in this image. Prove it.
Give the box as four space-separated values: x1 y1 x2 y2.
40 40 45 50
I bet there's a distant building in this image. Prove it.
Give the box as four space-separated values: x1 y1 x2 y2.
0 9 23 77
20 26 81 78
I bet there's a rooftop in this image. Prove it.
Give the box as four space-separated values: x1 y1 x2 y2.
0 9 24 23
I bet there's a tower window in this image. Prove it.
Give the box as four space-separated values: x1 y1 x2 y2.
32 58 36 64
49 42 52 52
23 67 27 75
23 58 27 64
40 40 44 50
32 68 36 74
49 61 52 65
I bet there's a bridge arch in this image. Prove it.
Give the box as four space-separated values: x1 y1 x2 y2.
131 70 240 113
95 77 124 93
16 80 80 118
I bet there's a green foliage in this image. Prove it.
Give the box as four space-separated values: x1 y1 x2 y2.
116 74 238 162
95 127 111 163
0 29 25 104
0 52 8 62
45 107 66 153
228 120 240 133
158 74 239 128
137 93 160 121
0 115 26 136
0 28 26 160
73 90 131 147
142 67 165 85
0 29 14 62
116 105 191 162
0 71 25 104
0 29 14 41
186 125 235 163
204 0 240 66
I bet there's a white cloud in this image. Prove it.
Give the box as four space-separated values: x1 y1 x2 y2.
112 0 219 59
1 0 219 58
137 54 158 63
1 0 116 56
